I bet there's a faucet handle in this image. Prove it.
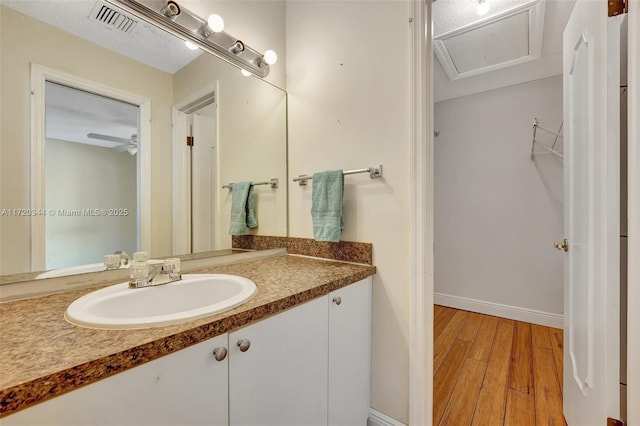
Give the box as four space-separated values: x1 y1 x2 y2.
104 254 121 270
133 251 149 263
163 258 181 273
114 251 130 266
130 262 149 280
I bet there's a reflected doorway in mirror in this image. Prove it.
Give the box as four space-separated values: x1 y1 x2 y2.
30 64 152 272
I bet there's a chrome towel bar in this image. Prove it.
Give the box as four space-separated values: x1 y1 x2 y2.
293 165 383 186
222 178 278 190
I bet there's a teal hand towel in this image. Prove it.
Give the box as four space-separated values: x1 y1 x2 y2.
229 182 257 235
246 185 258 229
311 170 344 242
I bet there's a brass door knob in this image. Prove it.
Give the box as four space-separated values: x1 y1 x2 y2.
554 239 569 252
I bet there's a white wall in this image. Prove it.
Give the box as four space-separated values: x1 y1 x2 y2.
286 2 412 422
434 75 564 322
45 139 137 269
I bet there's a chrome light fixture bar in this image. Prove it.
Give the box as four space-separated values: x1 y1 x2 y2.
104 0 271 77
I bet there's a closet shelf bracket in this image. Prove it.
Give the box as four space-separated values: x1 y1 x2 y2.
530 117 564 160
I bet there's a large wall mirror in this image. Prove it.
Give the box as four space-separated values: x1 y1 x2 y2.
0 0 287 283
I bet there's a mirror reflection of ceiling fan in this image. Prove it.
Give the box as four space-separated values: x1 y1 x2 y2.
87 132 137 155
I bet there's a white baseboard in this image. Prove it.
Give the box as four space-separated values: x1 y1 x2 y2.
368 408 407 426
434 292 564 329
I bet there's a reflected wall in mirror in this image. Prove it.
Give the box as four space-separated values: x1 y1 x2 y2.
0 0 287 282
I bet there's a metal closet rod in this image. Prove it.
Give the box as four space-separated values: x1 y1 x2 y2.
293 165 383 186
222 178 278 190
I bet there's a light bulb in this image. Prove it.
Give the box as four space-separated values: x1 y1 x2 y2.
477 0 490 16
185 41 199 50
207 14 224 33
241 69 252 77
263 49 277 65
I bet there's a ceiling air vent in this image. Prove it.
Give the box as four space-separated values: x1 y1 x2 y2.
434 0 546 81
90 2 138 34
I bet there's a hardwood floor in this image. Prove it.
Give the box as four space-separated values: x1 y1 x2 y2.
434 306 566 426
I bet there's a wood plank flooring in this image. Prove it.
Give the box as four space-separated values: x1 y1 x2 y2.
434 306 566 426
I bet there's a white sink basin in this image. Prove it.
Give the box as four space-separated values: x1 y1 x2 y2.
65 274 256 329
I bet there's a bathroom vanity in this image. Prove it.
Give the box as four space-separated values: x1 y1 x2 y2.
0 254 375 425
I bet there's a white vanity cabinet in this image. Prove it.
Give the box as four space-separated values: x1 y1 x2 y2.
229 296 329 425
3 277 372 426
328 277 372 426
228 276 372 426
3 333 229 426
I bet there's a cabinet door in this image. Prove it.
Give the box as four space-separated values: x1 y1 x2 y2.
229 296 328 426
328 277 372 425
4 334 229 426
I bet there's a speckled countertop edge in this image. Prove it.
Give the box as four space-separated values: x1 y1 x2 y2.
0 255 375 417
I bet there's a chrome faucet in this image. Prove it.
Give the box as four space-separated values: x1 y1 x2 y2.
129 259 182 289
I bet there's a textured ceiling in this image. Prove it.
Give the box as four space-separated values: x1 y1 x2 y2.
2 0 201 74
434 0 577 102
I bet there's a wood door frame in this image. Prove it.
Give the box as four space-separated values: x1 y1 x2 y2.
30 64 151 270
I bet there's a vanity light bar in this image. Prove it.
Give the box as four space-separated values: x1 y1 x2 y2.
104 0 270 77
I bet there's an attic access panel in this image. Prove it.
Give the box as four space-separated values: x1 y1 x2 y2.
434 0 546 80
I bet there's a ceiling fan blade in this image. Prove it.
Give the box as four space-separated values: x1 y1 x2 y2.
87 132 134 144
110 144 137 156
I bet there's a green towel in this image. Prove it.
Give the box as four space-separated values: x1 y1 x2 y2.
229 182 257 235
246 185 257 229
311 170 344 242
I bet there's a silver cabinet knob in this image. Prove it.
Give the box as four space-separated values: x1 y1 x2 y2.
212 347 227 361
332 296 342 305
237 339 251 352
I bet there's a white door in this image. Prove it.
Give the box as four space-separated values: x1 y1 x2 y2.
562 2 622 424
171 92 217 256
191 106 217 252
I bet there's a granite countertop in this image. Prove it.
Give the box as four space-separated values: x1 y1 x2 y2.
0 254 375 417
